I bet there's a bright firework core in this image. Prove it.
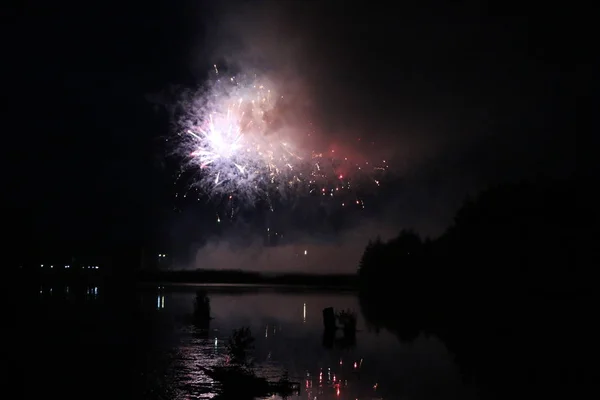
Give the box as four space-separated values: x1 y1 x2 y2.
181 72 302 201
177 66 388 207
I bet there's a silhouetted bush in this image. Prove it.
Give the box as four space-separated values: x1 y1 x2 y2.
226 327 255 366
336 309 357 333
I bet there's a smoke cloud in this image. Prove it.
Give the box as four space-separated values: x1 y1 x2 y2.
175 219 400 273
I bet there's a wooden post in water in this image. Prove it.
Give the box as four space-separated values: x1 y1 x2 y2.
322 307 336 331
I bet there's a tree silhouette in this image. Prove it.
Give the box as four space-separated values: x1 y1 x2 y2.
355 177 583 398
358 177 579 291
358 230 424 290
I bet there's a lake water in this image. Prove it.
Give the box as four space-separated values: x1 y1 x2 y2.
6 283 481 399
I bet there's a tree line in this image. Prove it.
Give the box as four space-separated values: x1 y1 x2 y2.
358 177 581 292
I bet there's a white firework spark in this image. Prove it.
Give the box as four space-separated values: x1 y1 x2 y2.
175 67 390 209
179 72 303 202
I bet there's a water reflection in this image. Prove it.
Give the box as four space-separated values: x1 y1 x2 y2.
87 286 98 298
303 302 306 323
157 286 165 309
301 357 375 399
37 285 98 301
157 287 472 399
17 285 474 399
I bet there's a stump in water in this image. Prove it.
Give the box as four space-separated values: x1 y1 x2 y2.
194 290 212 326
322 307 336 331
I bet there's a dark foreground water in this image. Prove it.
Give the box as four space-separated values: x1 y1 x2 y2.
4 283 589 399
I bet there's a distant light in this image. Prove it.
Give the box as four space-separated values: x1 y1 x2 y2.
50 265 53 268
304 250 307 255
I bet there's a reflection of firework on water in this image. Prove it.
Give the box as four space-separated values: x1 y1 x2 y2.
175 66 390 215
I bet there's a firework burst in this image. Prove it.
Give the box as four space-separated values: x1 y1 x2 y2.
175 66 390 213
178 68 303 202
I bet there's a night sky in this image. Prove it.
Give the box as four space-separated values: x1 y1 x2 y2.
7 1 577 272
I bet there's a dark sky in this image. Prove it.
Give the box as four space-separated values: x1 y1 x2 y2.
6 1 577 271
